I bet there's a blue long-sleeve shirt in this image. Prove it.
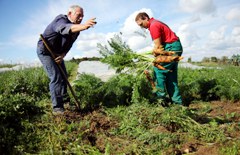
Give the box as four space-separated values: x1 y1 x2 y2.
38 14 80 55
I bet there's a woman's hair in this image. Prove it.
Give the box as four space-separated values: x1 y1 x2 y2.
68 5 83 14
135 12 150 21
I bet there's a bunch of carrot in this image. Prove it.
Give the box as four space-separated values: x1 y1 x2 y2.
98 35 183 76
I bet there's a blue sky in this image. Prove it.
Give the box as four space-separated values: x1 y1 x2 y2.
0 0 240 64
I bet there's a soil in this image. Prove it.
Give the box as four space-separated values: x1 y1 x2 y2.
59 101 240 155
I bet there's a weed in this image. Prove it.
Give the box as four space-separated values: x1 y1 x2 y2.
220 140 240 155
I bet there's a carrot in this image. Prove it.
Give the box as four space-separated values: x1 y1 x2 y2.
173 56 183 61
154 56 183 63
153 49 175 56
153 62 166 70
144 70 155 88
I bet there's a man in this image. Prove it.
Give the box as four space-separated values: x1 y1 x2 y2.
135 12 183 105
37 5 96 113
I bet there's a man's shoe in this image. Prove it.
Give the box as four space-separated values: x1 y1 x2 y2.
53 107 65 115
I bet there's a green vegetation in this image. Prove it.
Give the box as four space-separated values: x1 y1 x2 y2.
179 66 240 104
0 61 78 154
0 38 239 154
0 63 18 68
0 67 49 154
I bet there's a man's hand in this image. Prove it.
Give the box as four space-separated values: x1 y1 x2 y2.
153 48 175 56
71 17 97 33
153 45 164 56
84 18 97 29
55 53 65 64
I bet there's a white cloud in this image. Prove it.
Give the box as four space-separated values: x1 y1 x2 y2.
76 33 105 51
231 26 240 44
207 26 226 50
208 26 226 41
232 26 240 36
205 25 240 52
69 31 121 59
120 8 152 36
127 35 151 51
177 24 199 48
120 8 153 52
226 8 240 21
179 0 216 14
188 15 201 23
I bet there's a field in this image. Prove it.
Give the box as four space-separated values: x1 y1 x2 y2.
0 61 240 155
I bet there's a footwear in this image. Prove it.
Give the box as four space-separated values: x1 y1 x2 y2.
53 107 65 115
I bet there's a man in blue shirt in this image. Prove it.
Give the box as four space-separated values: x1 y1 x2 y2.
37 5 96 114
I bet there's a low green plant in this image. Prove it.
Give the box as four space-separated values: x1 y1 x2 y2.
73 72 154 110
179 66 240 104
73 73 104 110
138 132 180 149
0 67 49 99
159 105 201 131
0 94 44 154
0 62 104 154
101 73 134 107
65 61 79 82
220 141 240 155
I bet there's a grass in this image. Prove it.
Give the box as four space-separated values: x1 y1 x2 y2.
190 61 230 67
